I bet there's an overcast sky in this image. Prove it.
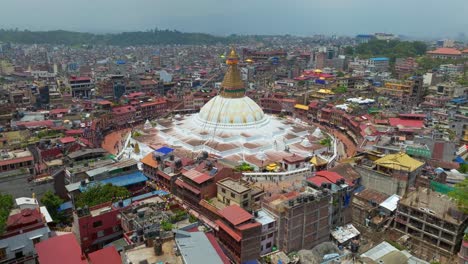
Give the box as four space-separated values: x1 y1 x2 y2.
1 0 467 38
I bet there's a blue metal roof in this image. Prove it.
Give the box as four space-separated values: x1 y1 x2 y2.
370 57 389 61
58 201 73 212
112 190 169 208
100 171 148 187
155 146 174 155
451 98 466 104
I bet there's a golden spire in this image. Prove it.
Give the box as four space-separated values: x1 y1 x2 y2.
220 47 245 98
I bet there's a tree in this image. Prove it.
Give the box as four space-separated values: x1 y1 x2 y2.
40 191 64 223
76 183 130 208
235 162 254 172
0 193 13 235
448 178 468 214
319 136 332 151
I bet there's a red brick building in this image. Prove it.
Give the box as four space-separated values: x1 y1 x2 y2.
112 105 137 127
215 205 261 264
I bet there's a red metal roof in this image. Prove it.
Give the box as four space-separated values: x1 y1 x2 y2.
218 205 252 226
59 137 76 144
237 221 261 231
175 179 201 195
6 209 42 230
96 100 112 105
112 105 136 114
141 99 167 107
183 169 212 184
15 120 54 128
427 48 462 55
66 129 84 135
398 113 426 119
307 171 353 186
88 246 121 264
49 108 69 115
36 234 87 264
69 76 91 82
388 118 424 129
215 220 242 242
0 156 33 167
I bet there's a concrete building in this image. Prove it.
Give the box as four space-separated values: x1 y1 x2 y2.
393 188 468 260
368 57 389 72
306 171 354 227
0 149 35 176
0 208 51 263
216 178 264 211
262 190 331 253
72 202 122 253
354 152 425 196
427 48 462 59
69 76 94 98
255 210 277 255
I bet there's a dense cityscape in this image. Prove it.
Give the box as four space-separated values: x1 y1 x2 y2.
0 26 467 264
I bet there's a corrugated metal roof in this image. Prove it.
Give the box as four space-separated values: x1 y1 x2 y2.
100 171 147 187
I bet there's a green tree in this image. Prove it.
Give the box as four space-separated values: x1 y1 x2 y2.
76 183 130 208
448 178 468 214
319 136 332 150
235 162 254 172
0 193 13 235
40 191 64 223
336 71 345 77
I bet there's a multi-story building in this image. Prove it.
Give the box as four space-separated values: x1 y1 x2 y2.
0 149 35 175
255 210 277 255
72 202 122 253
0 208 51 263
430 82 468 98
215 205 262 264
368 57 389 72
395 57 418 78
377 77 424 104
393 188 468 260
354 152 425 196
112 105 138 127
306 170 354 227
427 48 462 59
459 235 468 264
216 178 264 211
175 159 241 210
139 98 167 121
69 76 94 98
262 190 331 253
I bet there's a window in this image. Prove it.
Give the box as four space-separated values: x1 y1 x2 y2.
32 237 41 245
268 223 274 229
97 230 105 238
231 193 235 198
14 251 23 259
113 226 121 232
93 221 103 228
268 233 273 238
266 242 272 248
242 201 249 208
0 248 6 260
243 194 248 199
221 188 226 193
261 235 266 241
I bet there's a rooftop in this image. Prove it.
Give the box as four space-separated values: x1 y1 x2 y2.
175 231 224 264
331 224 360 244
219 204 253 226
35 233 87 264
427 48 462 55
399 188 467 224
87 246 121 264
218 178 250 193
374 152 424 172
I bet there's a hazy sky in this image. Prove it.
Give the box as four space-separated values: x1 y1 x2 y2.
1 0 467 38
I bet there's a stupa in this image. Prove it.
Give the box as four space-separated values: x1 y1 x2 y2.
152 47 325 166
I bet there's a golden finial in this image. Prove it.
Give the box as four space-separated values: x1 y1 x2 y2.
32 193 36 199
226 47 239 65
